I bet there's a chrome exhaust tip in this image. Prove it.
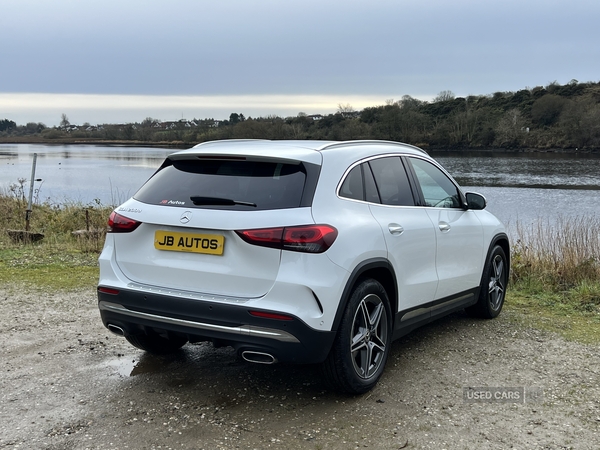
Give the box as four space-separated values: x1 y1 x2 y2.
241 351 277 365
107 324 125 336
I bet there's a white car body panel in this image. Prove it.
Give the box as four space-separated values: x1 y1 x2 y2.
112 201 317 298
425 207 485 300
97 139 509 375
368 204 439 310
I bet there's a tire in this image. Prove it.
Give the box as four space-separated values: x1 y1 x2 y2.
323 278 392 394
125 332 187 354
467 245 508 319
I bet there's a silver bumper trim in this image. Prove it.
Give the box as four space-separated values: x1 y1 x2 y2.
126 282 251 304
99 301 300 343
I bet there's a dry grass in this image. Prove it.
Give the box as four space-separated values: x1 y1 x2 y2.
511 215 600 287
0 189 113 253
509 215 600 318
0 190 112 290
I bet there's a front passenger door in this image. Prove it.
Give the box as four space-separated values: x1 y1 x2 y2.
406 157 485 300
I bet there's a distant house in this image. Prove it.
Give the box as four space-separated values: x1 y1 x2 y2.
308 114 323 121
61 125 80 133
341 111 361 119
159 121 177 130
157 119 198 130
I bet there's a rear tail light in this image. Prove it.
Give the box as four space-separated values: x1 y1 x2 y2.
107 211 142 233
236 224 337 253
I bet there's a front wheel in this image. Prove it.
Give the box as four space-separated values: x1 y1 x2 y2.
323 278 392 394
467 245 508 319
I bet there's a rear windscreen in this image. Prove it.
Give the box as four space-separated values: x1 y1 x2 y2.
134 158 312 210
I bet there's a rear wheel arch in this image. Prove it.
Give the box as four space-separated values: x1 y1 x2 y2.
332 258 397 332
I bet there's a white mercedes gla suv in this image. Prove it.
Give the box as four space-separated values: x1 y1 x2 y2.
98 139 509 394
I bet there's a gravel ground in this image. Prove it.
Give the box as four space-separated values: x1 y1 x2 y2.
1 287 599 450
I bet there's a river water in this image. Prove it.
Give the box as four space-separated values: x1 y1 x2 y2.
1 144 600 227
0 144 172 206
431 150 600 227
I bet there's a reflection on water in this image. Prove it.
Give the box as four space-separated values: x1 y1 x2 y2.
462 186 600 227
431 151 600 227
433 151 600 190
0 143 172 205
102 343 236 378
104 353 181 377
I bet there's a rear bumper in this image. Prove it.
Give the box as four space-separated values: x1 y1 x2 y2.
97 287 335 364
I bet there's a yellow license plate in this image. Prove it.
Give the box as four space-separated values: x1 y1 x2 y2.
154 230 225 255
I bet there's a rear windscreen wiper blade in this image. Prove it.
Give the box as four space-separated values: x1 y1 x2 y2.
190 196 256 207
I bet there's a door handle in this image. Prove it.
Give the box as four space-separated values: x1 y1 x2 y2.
388 224 404 235
438 222 451 232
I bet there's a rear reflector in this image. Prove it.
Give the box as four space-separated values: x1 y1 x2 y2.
98 287 120 295
249 310 294 321
236 224 337 253
107 211 142 233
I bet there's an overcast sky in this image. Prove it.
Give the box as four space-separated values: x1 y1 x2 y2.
1 0 598 126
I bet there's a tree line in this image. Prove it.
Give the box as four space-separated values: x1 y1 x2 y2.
2 80 600 150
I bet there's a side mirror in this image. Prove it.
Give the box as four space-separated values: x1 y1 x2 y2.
465 192 486 210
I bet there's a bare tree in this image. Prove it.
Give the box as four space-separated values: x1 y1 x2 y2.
433 90 455 102
337 103 355 114
60 113 70 128
494 108 525 147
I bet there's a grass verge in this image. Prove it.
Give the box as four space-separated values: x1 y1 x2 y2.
0 245 99 291
0 190 112 291
506 215 600 344
506 288 600 344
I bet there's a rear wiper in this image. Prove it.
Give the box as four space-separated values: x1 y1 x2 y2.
190 196 257 207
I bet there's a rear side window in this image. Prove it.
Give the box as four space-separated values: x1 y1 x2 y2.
368 157 415 206
134 159 311 210
339 165 364 201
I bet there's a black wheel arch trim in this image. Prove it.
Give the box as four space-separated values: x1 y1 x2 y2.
487 233 510 279
331 258 398 332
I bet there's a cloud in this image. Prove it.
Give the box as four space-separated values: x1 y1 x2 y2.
1 0 599 124
0 92 398 125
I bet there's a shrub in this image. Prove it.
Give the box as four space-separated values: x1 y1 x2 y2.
511 215 600 288
0 192 113 253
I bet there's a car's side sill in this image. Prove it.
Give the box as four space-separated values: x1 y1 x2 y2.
392 288 479 340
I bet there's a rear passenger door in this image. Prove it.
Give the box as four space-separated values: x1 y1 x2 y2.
364 156 439 312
